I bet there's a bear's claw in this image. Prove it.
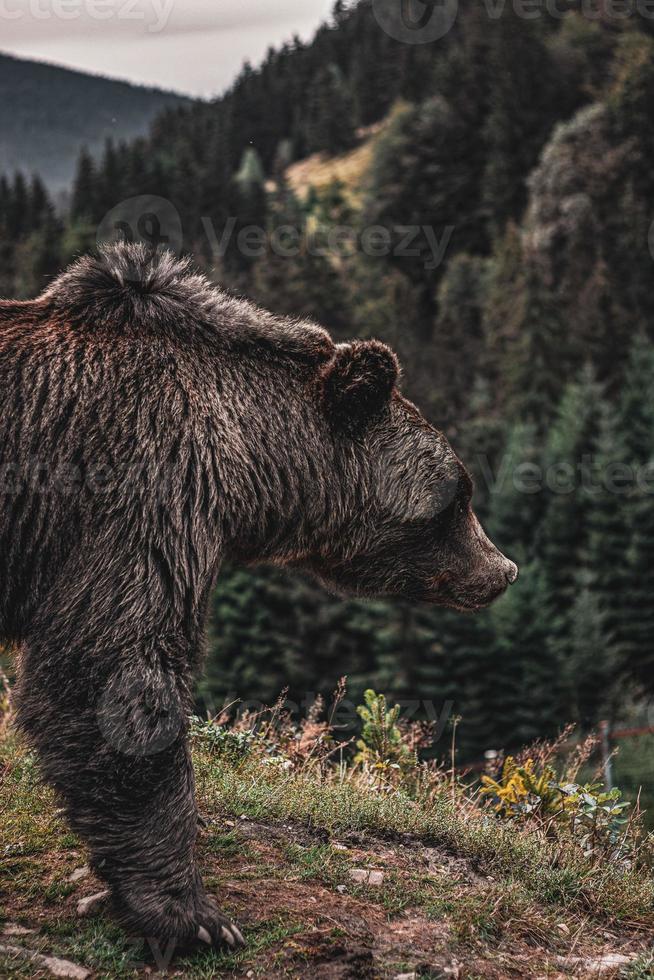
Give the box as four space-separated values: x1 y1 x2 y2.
197 921 244 948
228 923 245 946
194 903 245 950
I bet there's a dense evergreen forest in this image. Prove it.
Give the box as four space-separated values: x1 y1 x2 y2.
2 0 654 760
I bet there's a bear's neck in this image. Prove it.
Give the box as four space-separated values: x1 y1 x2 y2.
217 366 366 567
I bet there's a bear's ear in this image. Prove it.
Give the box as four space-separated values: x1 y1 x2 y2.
320 340 400 428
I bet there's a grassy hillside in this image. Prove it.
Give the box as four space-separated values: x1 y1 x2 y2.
285 121 388 207
1 693 653 979
0 53 191 191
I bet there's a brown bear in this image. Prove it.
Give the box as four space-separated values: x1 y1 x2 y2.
0 244 517 952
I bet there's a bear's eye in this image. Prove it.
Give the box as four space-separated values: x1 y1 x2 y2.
433 494 460 530
459 471 474 507
446 476 473 526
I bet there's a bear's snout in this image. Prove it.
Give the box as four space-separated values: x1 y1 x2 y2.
477 546 519 603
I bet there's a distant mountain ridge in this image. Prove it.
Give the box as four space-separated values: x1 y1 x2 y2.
0 52 192 191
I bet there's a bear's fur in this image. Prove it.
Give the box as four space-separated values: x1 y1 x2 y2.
0 244 516 950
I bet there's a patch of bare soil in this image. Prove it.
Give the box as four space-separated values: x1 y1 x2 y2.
200 818 649 979
1 817 650 978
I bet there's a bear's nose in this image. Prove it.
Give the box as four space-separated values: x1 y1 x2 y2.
505 560 519 585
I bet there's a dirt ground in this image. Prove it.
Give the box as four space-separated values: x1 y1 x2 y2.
2 813 651 979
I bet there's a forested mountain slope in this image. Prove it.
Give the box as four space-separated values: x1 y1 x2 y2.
2 2 654 770
0 52 190 191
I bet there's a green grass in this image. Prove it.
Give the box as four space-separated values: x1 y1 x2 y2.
194 750 654 928
173 918 306 979
0 918 307 980
2 724 653 977
623 952 654 979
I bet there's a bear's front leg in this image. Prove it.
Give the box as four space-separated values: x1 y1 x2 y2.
15 609 244 954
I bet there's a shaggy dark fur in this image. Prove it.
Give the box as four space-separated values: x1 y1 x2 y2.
0 244 517 951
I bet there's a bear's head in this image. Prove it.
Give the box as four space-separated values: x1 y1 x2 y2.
301 339 517 611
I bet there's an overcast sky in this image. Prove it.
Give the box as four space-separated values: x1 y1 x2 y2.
0 0 336 97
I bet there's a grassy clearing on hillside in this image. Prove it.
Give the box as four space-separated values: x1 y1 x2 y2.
1 691 653 978
285 117 390 206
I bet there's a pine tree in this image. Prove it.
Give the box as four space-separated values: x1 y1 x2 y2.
201 565 389 719
507 271 570 431
487 560 563 749
619 336 654 693
70 148 98 222
541 366 605 567
482 12 564 234
305 63 356 156
604 37 654 337
430 254 489 431
434 608 496 760
223 147 268 279
97 138 124 217
581 400 632 661
487 419 543 567
0 176 13 296
624 488 654 694
610 35 654 208
351 27 402 128
124 139 153 199
26 176 49 231
619 334 654 467
364 96 480 330
14 203 63 297
201 568 298 712
539 365 605 664
6 172 28 239
568 573 614 728
252 178 348 331
479 222 526 413
454 378 508 528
